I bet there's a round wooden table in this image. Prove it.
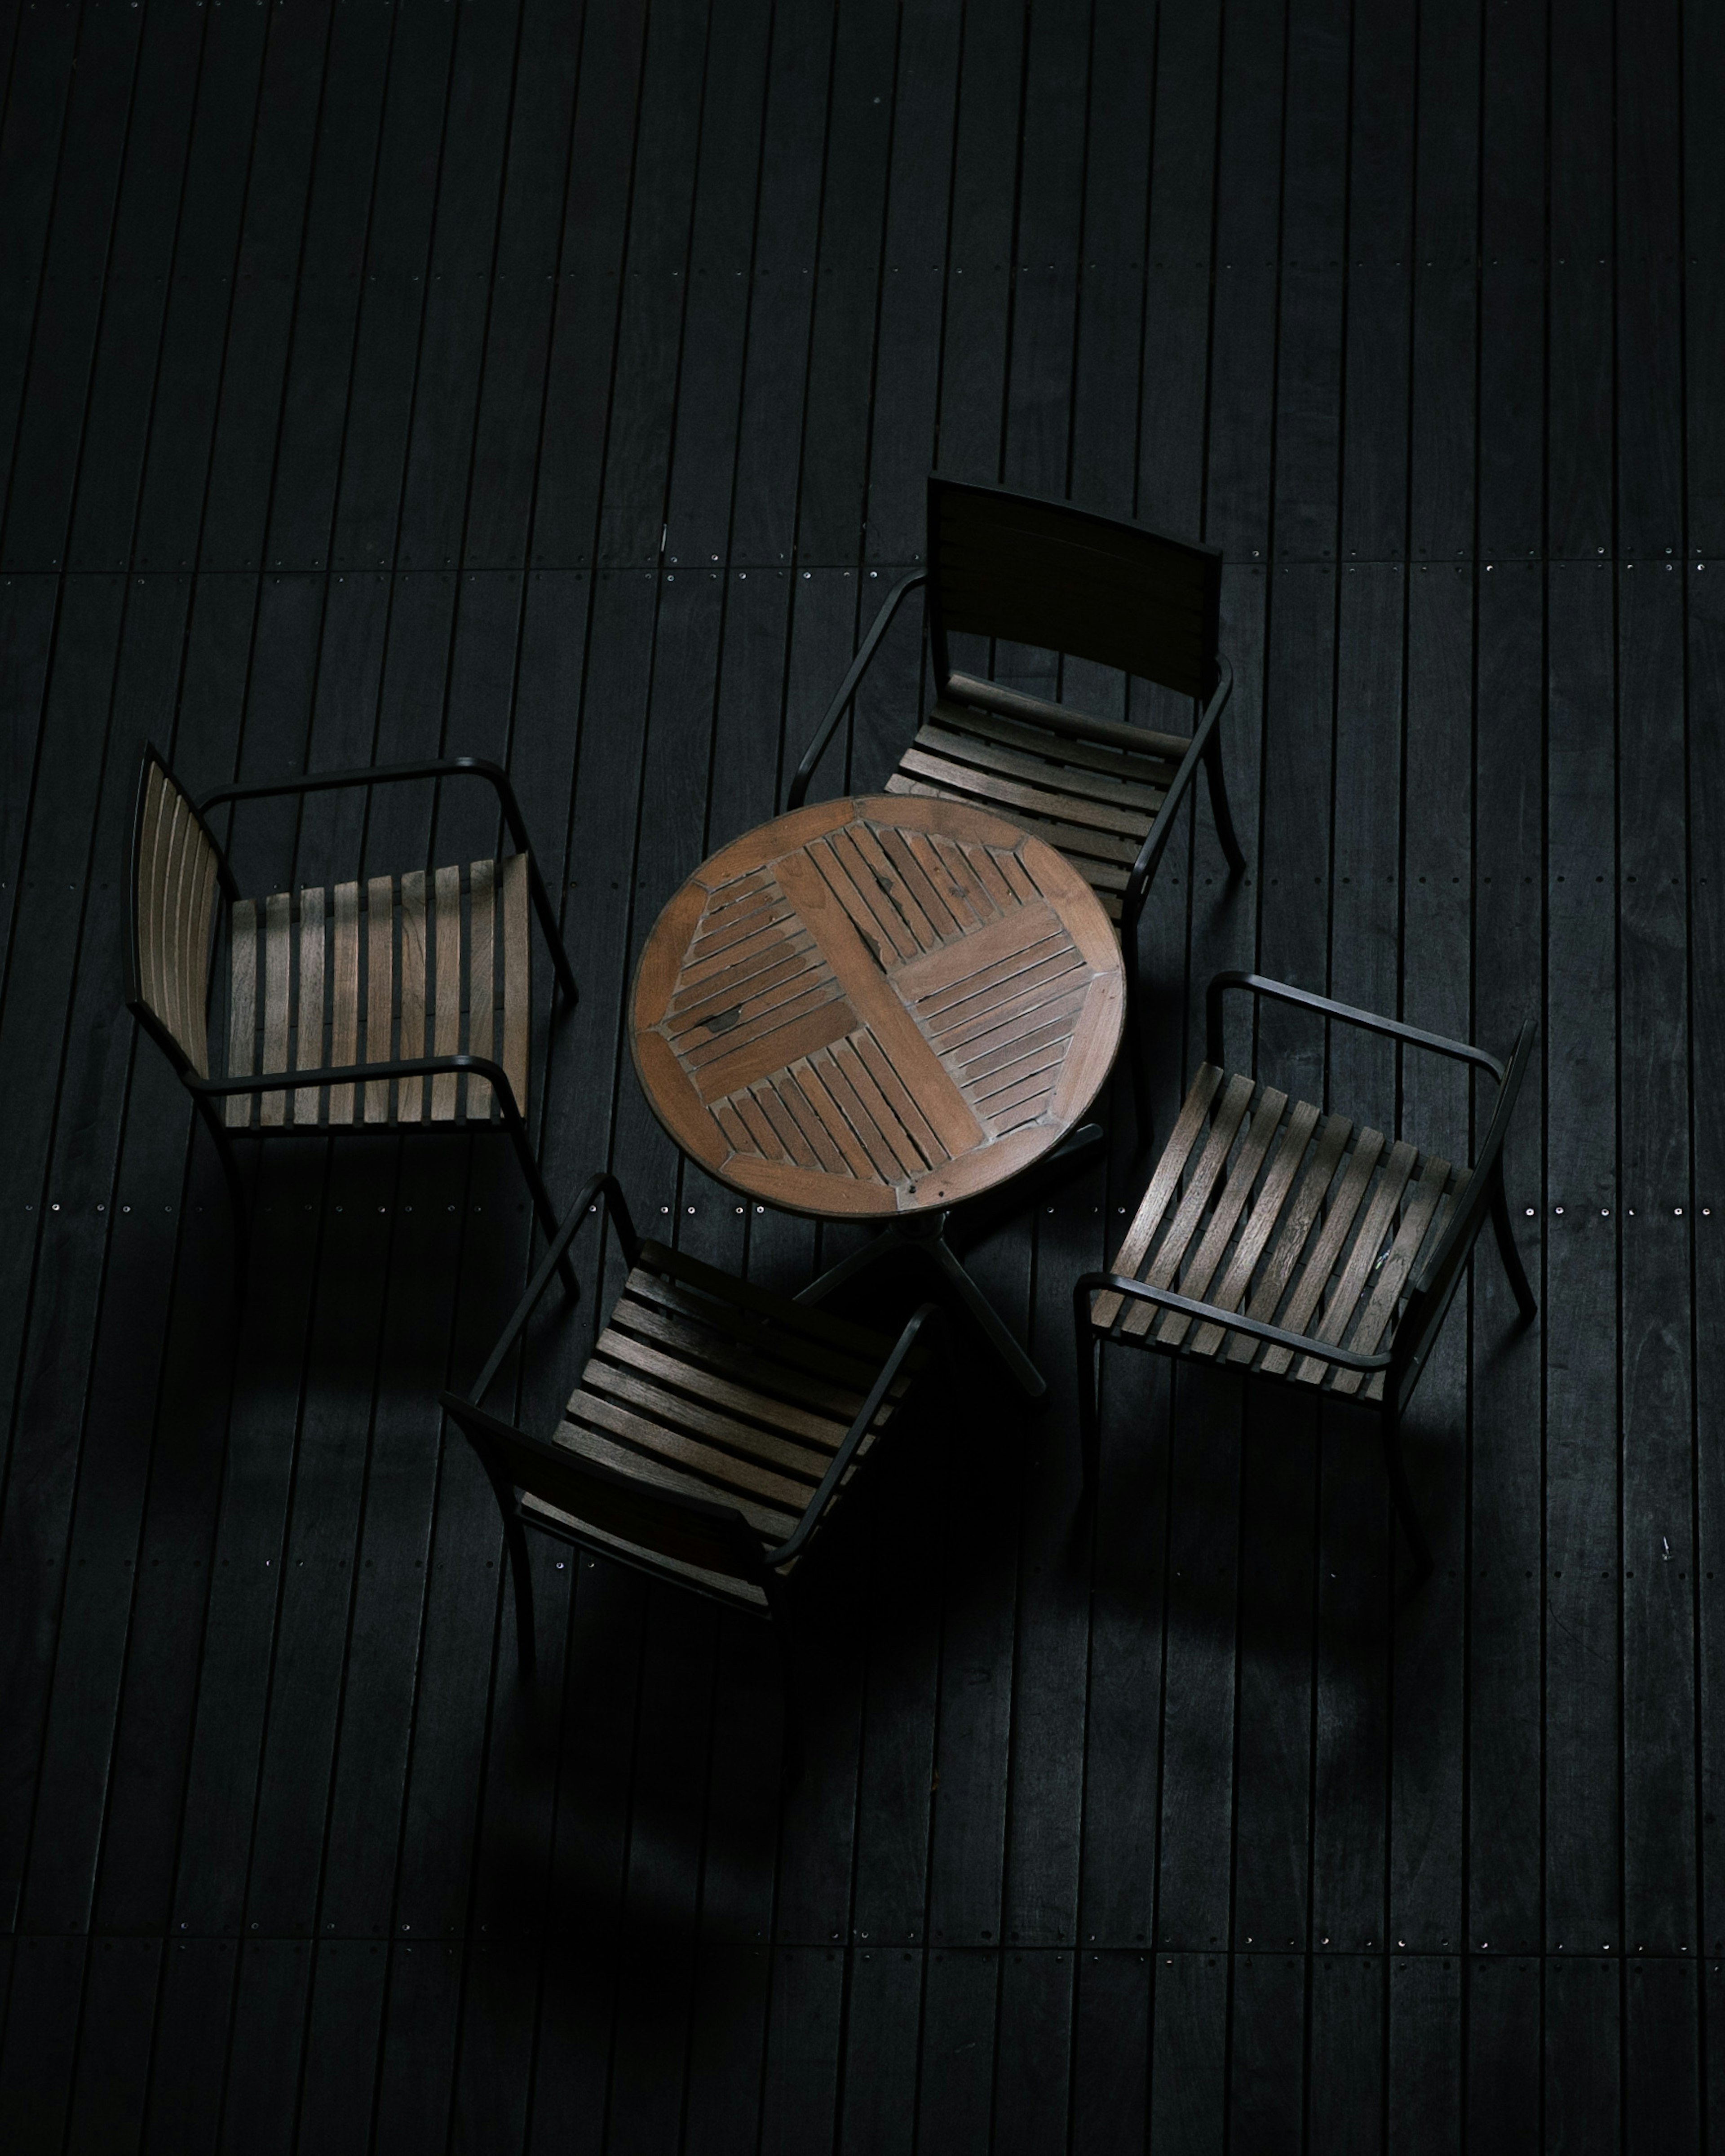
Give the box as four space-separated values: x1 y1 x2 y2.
629 794 1125 1393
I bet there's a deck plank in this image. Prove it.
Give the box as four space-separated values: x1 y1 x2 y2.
0 1 1713 2146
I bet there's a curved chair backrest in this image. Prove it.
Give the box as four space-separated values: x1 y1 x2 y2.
1389 1017 1538 1412
128 747 225 1078
925 475 1222 701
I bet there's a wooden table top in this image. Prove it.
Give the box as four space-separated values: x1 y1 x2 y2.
630 794 1125 1219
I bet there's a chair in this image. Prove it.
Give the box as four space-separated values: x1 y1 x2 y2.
1073 974 1537 1576
438 1175 940 1760
788 475 1247 1144
124 744 578 1266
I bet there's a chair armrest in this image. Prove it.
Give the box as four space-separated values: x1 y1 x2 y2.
762 1302 942 1568
1204 971 1505 1081
1074 1272 1393 1372
1122 659 1234 928
186 1051 532 1129
464 1171 641 1408
198 756 576 1004
786 569 927 810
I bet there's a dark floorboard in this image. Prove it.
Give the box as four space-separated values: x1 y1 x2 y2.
0 0 1720 2147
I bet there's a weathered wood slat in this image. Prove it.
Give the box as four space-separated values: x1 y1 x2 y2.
258 890 292 1128
396 870 429 1123
329 879 361 1125
465 858 494 1120
632 798 1122 1218
430 864 460 1121
293 886 326 1126
224 898 257 1129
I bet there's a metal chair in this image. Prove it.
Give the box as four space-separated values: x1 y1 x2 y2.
438 1175 940 1766
1074 974 1537 1577
788 475 1247 1146
124 744 578 1268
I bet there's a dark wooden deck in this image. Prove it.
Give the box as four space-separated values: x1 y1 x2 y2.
0 0 1719 2147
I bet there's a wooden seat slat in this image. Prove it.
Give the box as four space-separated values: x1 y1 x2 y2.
1186 1099 1322 1356
1118 1074 1256 1337
397 870 429 1122
431 863 461 1119
363 872 393 1122
1279 1139 1418 1382
883 775 1140 876
466 859 495 1118
294 886 327 1124
916 718 1173 815
258 891 292 1127
585 1341 848 1467
557 1410 805 1545
1090 1065 1225 1326
1149 1086 1289 1348
1248 1127 1386 1372
610 1301 875 1422
329 880 361 1123
1220 1111 1354 1364
930 699 1186 784
568 1384 822 1514
897 744 1153 841
1322 1157 1455 1395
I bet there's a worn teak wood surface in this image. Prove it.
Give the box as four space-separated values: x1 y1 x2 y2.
0 0 1718 2148
631 793 1123 1217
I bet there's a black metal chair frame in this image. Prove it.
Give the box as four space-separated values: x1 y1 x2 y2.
1073 973 1538 1577
124 747 579 1280
438 1172 941 1770
787 476 1247 1146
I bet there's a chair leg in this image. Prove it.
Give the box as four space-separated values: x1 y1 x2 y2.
1121 926 1151 1156
502 1514 537 1673
1202 724 1247 877
1490 1165 1538 1324
1380 1407 1433 1583
502 1122 579 1298
771 1607 803 1791
196 1098 250 1271
1073 1292 1101 1493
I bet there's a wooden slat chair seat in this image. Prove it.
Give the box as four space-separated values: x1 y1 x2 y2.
521 1243 920 1611
1075 973 1539 1579
124 744 578 1262
788 476 1249 1145
221 855 529 1131
439 1181 941 1774
885 695 1192 923
1087 1064 1468 1403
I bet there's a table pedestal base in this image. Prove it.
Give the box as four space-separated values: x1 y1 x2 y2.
793 1123 1107 1399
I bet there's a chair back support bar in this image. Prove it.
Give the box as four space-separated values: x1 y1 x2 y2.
926 476 1222 701
128 748 227 1076
1388 1018 1537 1410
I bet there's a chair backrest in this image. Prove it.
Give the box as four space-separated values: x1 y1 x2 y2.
1389 1018 1537 1410
925 475 1223 701
127 747 226 1078
448 1398 770 1590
